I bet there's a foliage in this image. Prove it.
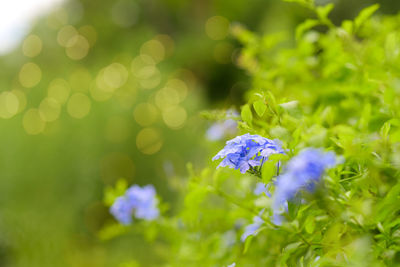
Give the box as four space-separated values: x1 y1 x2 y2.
107 2 400 266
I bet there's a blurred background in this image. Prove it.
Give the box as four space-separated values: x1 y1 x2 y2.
0 0 399 266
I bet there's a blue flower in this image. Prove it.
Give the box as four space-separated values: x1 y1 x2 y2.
206 109 239 141
206 119 237 141
126 185 159 220
241 211 264 242
272 148 337 224
254 182 271 197
109 196 134 225
228 263 236 267
212 133 285 174
110 184 159 225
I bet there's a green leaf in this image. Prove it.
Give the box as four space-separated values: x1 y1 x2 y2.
253 100 267 117
241 104 253 125
380 121 391 141
296 19 319 40
341 20 353 34
316 3 334 21
243 235 254 254
354 4 379 30
304 216 316 234
262 153 287 183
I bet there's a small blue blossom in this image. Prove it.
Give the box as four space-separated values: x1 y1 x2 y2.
206 119 237 141
110 184 159 225
109 196 134 225
272 148 337 224
227 263 236 267
254 182 271 197
241 210 265 242
206 109 239 141
212 133 285 173
126 185 159 220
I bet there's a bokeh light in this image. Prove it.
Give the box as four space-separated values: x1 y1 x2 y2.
65 35 89 60
39 97 61 122
136 128 163 155
48 78 71 105
162 105 187 129
57 25 78 47
0 91 20 119
23 108 46 135
67 93 91 118
78 25 97 47
97 63 128 92
22 34 42 57
205 16 230 40
140 39 165 63
19 62 42 88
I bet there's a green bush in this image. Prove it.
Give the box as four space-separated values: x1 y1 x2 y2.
107 1 400 266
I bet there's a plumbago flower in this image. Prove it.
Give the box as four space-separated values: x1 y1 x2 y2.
206 119 237 141
206 109 239 141
254 182 271 197
272 148 338 225
241 213 264 242
212 133 285 174
110 184 159 225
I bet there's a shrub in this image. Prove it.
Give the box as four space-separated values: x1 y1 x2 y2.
105 2 400 266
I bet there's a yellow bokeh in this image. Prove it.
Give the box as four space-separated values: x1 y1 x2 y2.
39 98 61 122
48 78 71 105
0 91 20 119
162 105 187 129
97 63 128 92
89 82 113 102
23 109 46 135
135 65 161 89
11 89 27 113
57 25 78 47
140 39 165 63
66 35 90 60
19 62 42 88
131 55 155 74
22 35 42 58
78 25 97 47
155 34 174 57
133 103 158 126
205 16 230 40
67 93 91 119
155 87 180 110
136 128 163 155
47 8 68 29
165 79 188 102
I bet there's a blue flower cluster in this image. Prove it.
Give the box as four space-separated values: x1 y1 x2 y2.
110 184 159 225
212 133 285 173
272 148 337 224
